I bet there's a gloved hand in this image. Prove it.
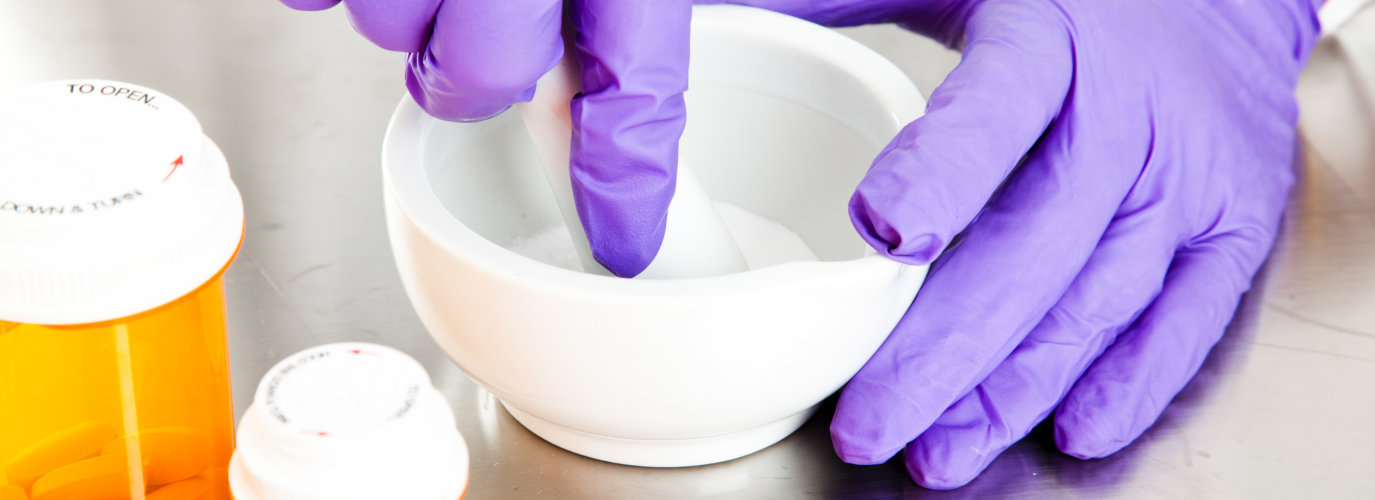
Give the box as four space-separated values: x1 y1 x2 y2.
706 0 1320 489
279 0 691 276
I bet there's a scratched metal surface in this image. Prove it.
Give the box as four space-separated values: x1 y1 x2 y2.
3 1 1373 498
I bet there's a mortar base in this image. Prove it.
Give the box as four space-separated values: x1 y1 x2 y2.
501 402 818 467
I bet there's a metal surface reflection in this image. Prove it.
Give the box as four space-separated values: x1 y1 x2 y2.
2 1 1373 498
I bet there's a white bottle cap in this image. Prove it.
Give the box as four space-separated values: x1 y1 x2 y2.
229 343 469 500
0 80 244 325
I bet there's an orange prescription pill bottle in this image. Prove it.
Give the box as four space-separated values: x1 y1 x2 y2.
0 80 244 500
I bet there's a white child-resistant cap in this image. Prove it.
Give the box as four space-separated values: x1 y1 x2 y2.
229 342 469 500
0 80 244 325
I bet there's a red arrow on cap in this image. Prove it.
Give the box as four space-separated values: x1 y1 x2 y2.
162 155 184 182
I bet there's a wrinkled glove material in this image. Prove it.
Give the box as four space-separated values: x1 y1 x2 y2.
708 0 1319 489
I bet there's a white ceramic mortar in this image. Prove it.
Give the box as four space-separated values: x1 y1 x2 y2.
383 5 927 467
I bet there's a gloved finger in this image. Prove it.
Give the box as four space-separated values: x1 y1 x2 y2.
1054 229 1277 459
830 1 1150 465
902 205 1179 490
337 0 445 52
849 0 1074 266
406 0 565 121
566 0 692 276
280 0 341 11
831 87 1151 465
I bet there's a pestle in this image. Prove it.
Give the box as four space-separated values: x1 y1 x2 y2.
515 51 748 279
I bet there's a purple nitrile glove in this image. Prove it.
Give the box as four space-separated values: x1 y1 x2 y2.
706 0 1320 489
280 0 691 277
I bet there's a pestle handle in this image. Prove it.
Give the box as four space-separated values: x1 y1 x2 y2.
516 50 748 279
514 54 604 276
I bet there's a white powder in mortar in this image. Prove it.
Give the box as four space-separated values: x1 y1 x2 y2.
508 202 819 272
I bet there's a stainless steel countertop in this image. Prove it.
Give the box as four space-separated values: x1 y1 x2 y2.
4 1 1374 498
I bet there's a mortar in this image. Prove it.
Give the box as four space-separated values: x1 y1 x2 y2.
383 5 927 467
